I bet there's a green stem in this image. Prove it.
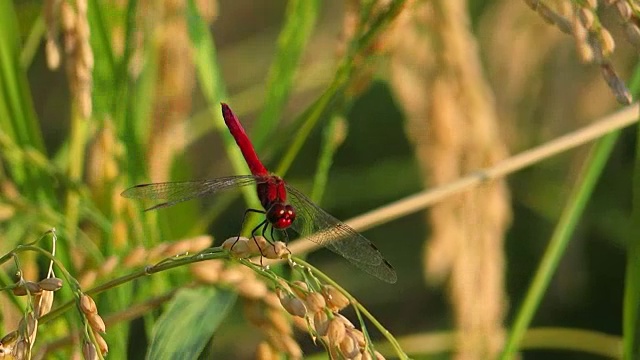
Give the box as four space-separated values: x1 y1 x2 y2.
501 132 620 358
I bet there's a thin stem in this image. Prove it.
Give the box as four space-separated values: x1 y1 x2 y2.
284 103 639 257
40 248 228 324
500 131 620 357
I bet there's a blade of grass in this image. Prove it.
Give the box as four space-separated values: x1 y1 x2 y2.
623 68 640 359
251 0 320 150
500 131 620 358
186 0 260 211
0 1 51 202
310 113 345 203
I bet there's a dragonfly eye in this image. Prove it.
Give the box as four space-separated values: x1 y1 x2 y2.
267 203 295 229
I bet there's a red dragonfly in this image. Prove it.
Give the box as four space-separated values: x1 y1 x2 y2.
122 103 397 283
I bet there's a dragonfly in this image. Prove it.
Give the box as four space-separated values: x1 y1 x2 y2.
122 103 397 283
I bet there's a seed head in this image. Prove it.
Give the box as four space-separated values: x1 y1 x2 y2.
326 318 347 347
256 341 278 360
80 295 97 314
339 333 360 359
304 292 326 314
87 312 106 333
313 311 329 336
322 285 350 311
281 296 307 318
291 281 309 299
263 241 288 259
82 340 98 360
94 331 109 355
38 277 63 291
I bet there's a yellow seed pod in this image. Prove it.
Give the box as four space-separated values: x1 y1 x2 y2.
87 312 106 333
38 277 63 291
326 318 346 347
304 292 326 314
322 285 350 311
80 295 97 314
313 311 329 337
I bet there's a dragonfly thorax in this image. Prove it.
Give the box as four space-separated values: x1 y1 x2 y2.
266 203 296 229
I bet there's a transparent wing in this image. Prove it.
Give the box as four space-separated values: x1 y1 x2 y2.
285 184 397 283
121 175 263 211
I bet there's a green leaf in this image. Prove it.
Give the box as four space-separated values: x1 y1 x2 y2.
146 287 237 360
623 64 640 360
252 0 320 151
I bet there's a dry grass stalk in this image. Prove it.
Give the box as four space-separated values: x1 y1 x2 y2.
57 0 94 118
145 0 197 182
522 0 631 104
388 1 511 359
0 276 62 359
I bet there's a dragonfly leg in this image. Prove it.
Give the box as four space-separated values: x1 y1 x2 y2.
232 208 266 251
250 219 270 266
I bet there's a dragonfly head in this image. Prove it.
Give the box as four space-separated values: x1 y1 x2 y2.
267 203 296 229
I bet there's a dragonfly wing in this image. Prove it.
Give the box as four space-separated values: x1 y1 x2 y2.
121 175 262 211
285 185 397 283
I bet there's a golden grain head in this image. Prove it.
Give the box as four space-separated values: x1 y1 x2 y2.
579 8 595 29
624 22 640 48
19 313 37 338
123 246 147 267
34 291 55 318
322 285 350 311
12 285 28 297
37 277 63 291
267 308 291 335
93 331 109 355
99 256 119 276
87 312 106 333
349 329 366 348
339 332 359 359
247 236 269 254
80 295 97 315
256 341 278 360
263 241 288 259
222 237 253 258
599 28 616 56
237 278 268 300
615 1 632 21
280 335 303 359
361 349 374 360
291 281 309 299
218 267 247 286
326 318 347 347
13 339 27 360
190 260 224 284
24 281 43 295
374 350 385 360
304 292 327 314
281 296 307 318
313 311 329 337
82 340 98 360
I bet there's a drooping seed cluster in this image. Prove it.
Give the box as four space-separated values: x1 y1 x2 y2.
0 277 63 359
523 0 632 104
190 257 303 358
277 281 385 360
221 236 289 260
43 0 94 117
79 294 108 359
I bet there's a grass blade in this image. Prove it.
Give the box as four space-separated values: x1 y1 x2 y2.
146 287 236 360
501 132 620 358
252 0 320 150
